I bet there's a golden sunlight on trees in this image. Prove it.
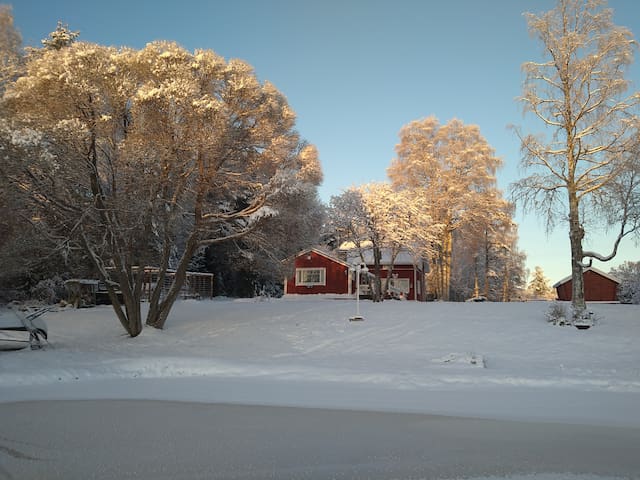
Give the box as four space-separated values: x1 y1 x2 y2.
389 116 513 301
0 5 21 90
512 0 640 315
528 266 552 300
0 39 321 336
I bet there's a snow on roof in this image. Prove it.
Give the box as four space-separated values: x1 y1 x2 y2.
345 247 422 266
552 267 621 288
338 240 373 251
295 247 350 267
65 279 100 285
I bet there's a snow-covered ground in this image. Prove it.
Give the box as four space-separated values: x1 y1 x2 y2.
1 297 639 429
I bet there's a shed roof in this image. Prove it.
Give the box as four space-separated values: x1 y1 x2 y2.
553 267 621 288
345 246 423 266
295 247 351 267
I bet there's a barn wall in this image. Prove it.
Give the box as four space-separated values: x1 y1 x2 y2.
554 270 618 302
584 270 618 301
556 281 572 301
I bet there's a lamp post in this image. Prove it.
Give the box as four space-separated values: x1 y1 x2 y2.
350 263 368 321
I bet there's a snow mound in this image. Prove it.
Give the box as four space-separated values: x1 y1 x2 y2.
432 352 486 368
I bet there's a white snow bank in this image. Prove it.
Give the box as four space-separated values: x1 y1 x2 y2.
1 298 639 427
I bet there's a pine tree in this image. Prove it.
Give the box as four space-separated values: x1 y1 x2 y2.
41 21 79 50
528 266 551 299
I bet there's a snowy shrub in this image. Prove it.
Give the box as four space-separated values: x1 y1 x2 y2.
546 302 600 327
574 308 600 327
546 302 569 326
30 275 67 304
610 261 640 304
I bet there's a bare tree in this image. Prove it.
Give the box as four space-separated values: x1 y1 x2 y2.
512 0 640 315
328 188 385 302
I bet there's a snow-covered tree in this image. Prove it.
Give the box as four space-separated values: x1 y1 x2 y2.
451 210 526 302
389 116 508 301
512 0 640 316
0 5 21 90
328 187 385 301
1 40 320 335
610 261 640 304
498 234 528 302
40 21 79 50
215 182 325 297
328 182 437 302
528 266 552 299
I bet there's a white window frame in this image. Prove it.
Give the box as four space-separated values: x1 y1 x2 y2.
388 277 410 294
295 268 326 286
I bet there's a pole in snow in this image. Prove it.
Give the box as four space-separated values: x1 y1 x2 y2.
350 263 368 321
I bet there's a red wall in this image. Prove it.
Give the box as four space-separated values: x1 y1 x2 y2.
555 270 619 301
285 251 425 300
375 266 424 301
285 251 349 295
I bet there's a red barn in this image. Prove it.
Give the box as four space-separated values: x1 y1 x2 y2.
553 267 620 302
284 248 352 296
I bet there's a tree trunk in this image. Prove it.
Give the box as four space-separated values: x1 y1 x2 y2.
502 263 510 302
113 267 144 337
568 188 586 316
483 230 490 299
146 232 200 329
441 230 453 301
473 256 479 298
371 246 383 303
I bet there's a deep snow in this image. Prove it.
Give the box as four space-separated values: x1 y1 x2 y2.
1 297 639 429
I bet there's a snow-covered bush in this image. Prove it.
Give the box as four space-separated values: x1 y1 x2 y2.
546 302 569 325
546 302 600 327
30 275 67 304
610 261 640 304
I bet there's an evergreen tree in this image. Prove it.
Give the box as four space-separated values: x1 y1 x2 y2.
528 266 552 299
40 21 79 50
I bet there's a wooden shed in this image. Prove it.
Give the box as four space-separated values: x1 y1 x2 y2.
553 267 620 302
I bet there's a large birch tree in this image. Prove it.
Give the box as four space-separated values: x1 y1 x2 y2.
389 116 507 301
512 0 640 315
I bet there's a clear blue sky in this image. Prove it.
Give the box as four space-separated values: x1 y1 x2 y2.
10 0 640 284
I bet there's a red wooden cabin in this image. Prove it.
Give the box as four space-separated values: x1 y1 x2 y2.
284 247 428 301
284 248 352 296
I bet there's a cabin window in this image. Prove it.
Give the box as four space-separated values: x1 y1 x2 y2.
295 268 326 286
388 278 410 294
